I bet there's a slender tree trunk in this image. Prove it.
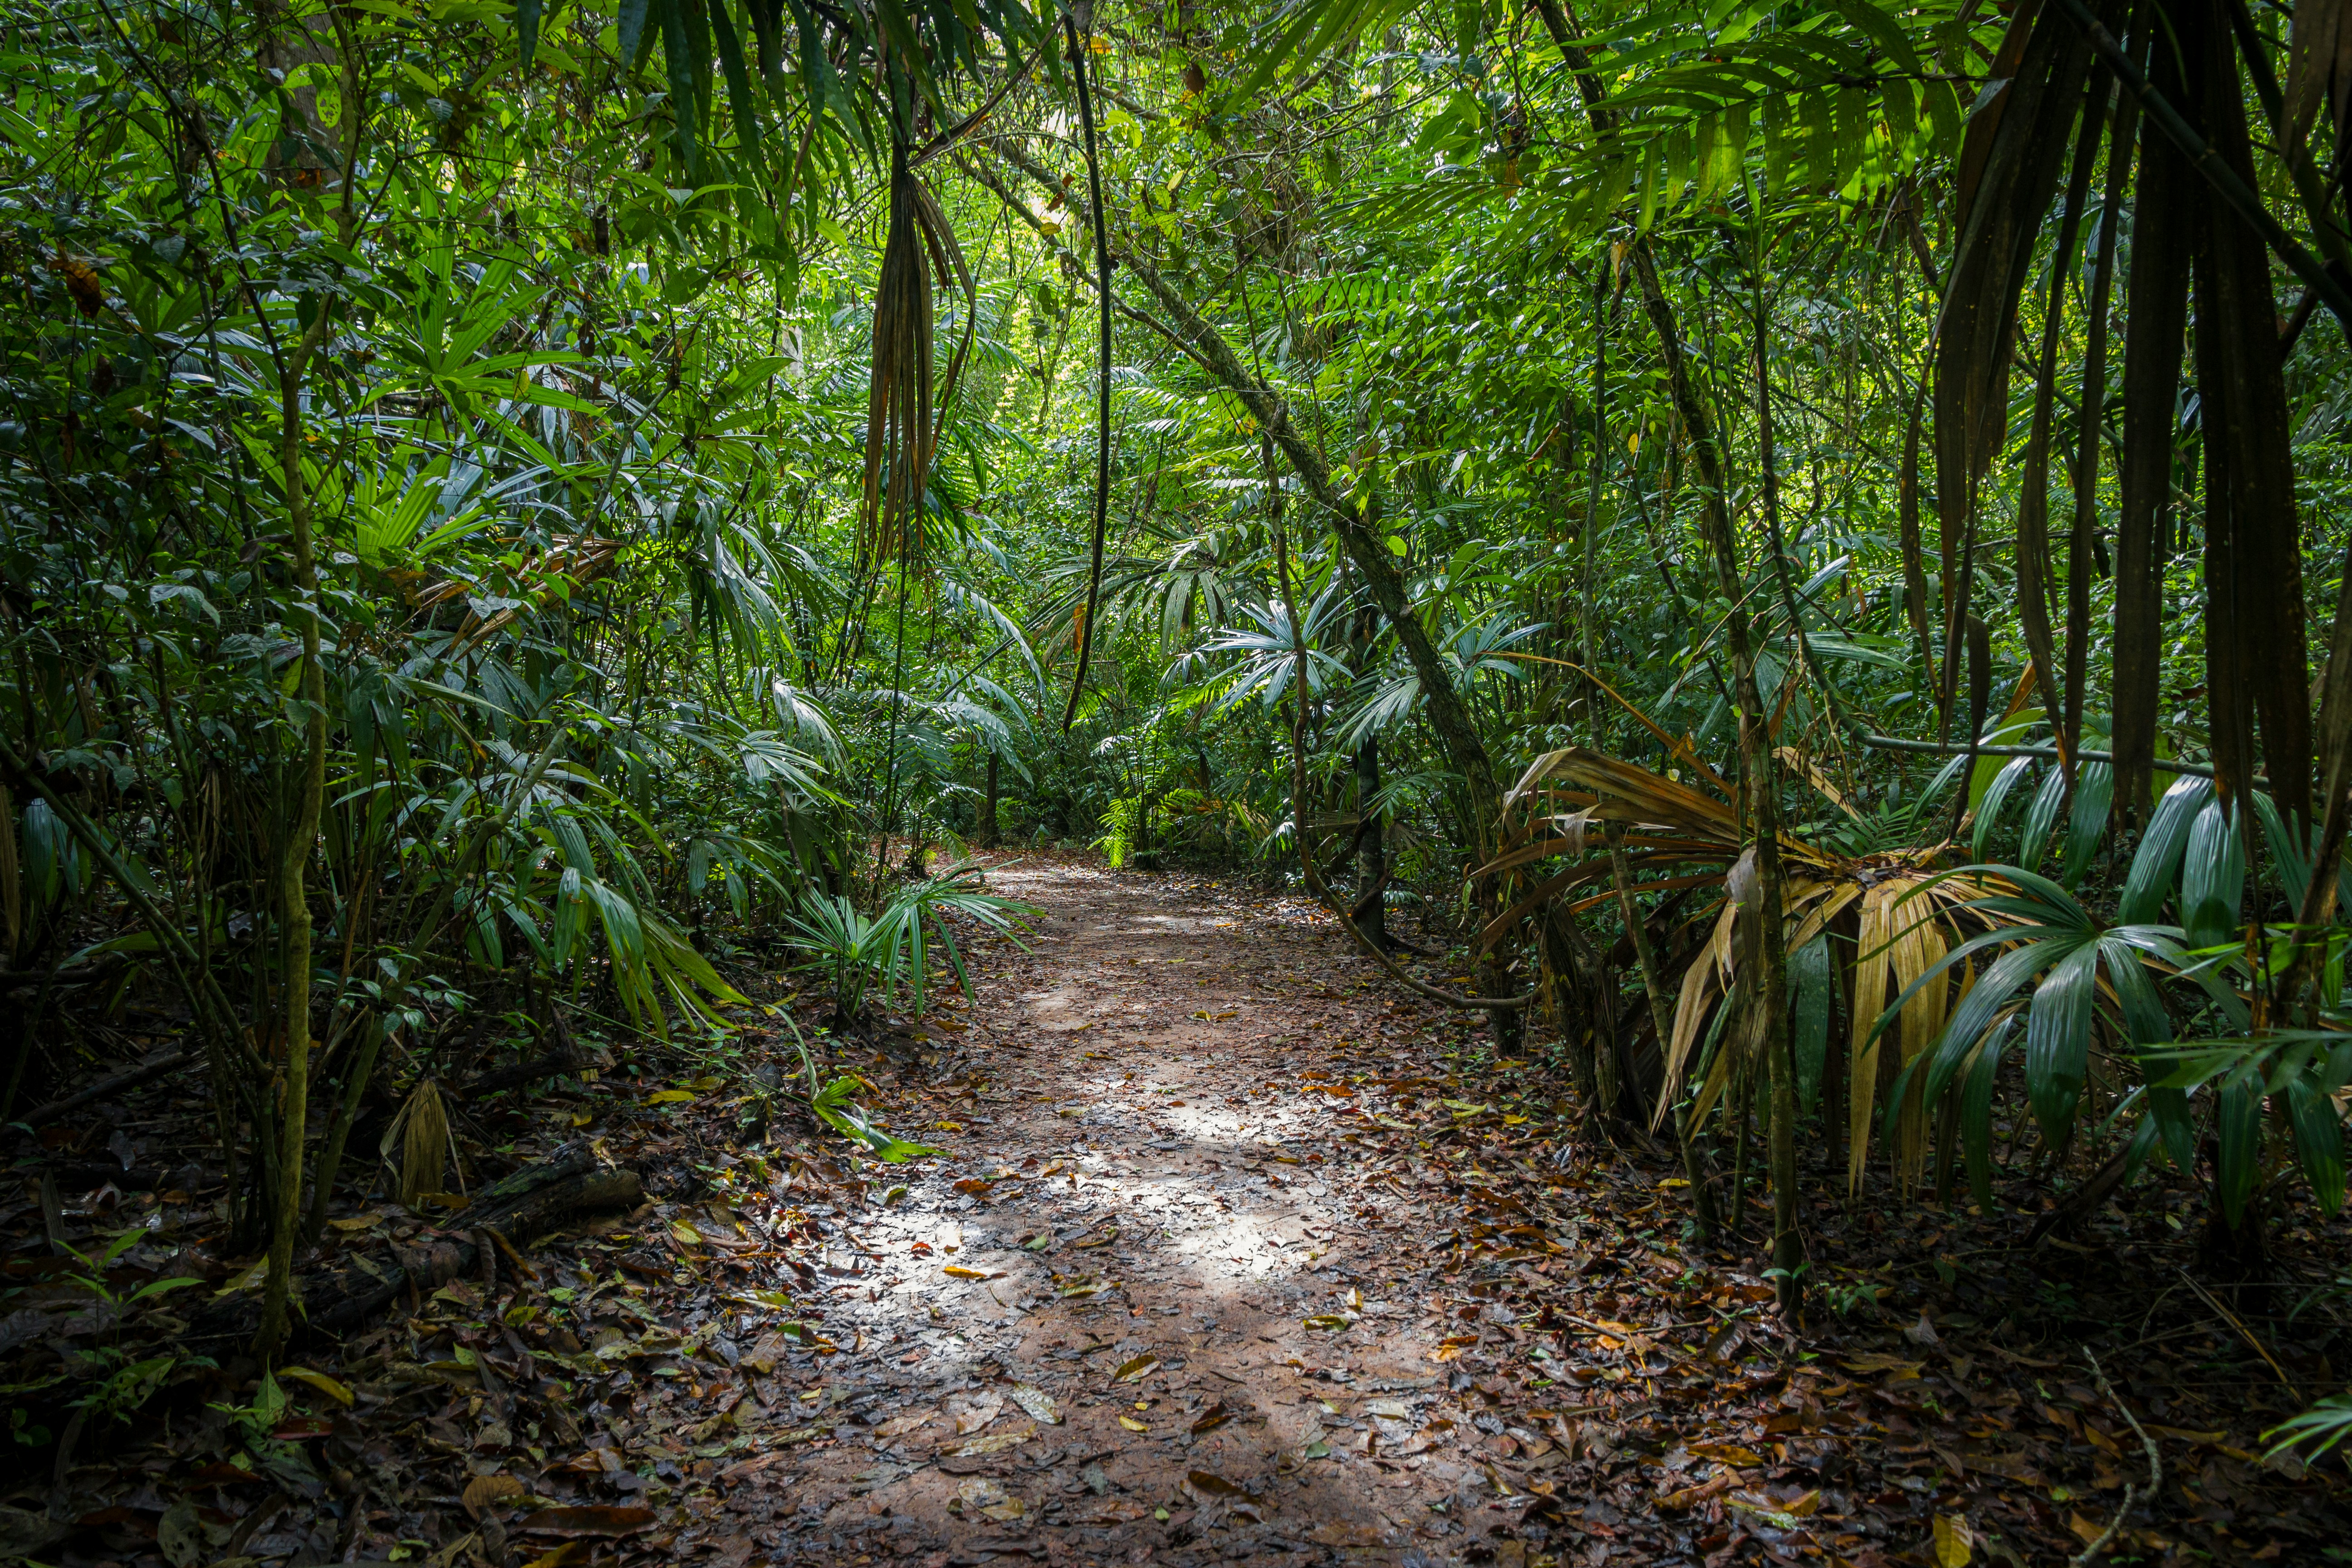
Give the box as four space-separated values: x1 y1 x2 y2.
981 751 1001 848
255 15 359 1360
1355 735 1384 947
1629 243 1800 1312
1607 824 1715 1241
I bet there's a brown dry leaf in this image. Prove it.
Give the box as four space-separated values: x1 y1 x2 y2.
944 1264 1003 1279
1689 1442 1763 1467
955 1476 1024 1523
1186 1470 1242 1496
1190 1402 1233 1435
742 1332 792 1374
1656 1474 1732 1512
1009 1383 1062 1425
461 1475 526 1519
949 1391 1005 1434
953 1178 994 1196
1113 1353 1159 1382
1072 1227 1118 1249
517 1506 656 1538
953 1421 1037 1457
872 1411 935 1441
1310 1522 1387 1548
1841 1352 1924 1376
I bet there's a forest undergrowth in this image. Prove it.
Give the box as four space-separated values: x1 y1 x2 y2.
11 0 2352 1563
4 853 2346 1568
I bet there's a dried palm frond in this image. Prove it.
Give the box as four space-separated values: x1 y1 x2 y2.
1484 745 1995 1193
860 145 977 572
383 1076 457 1208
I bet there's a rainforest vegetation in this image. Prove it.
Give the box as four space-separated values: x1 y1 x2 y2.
8 0 2352 1553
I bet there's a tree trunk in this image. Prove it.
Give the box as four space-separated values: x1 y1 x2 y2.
255 11 360 1360
1354 735 1384 947
1628 243 1799 1311
1607 824 1715 1240
980 750 1001 848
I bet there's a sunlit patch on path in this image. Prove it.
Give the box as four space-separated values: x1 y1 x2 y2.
712 857 1542 1566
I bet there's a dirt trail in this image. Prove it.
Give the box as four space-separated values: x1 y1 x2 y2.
730 857 1526 1566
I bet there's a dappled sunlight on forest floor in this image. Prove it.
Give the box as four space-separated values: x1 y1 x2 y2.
15 857 2347 1568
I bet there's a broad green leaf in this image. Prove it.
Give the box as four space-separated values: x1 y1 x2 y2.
2024 941 2098 1142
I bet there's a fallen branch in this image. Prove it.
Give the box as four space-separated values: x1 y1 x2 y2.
187 1141 642 1344
2068 1347 2161 1566
7 1046 196 1133
453 1043 578 1103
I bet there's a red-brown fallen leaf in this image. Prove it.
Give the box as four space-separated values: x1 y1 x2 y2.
1689 1442 1763 1467
1186 1470 1242 1495
1190 1403 1233 1435
462 1475 526 1518
1656 1473 1734 1511
183 1463 269 1487
517 1506 656 1537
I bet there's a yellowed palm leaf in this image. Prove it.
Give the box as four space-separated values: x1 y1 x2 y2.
1889 896 1951 1194
1847 881 1898 1196
1654 897 1738 1129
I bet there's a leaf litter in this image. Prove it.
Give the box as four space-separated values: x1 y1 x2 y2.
3 849 2347 1566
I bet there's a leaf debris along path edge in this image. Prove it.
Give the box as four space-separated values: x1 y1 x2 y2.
12 852 2346 1568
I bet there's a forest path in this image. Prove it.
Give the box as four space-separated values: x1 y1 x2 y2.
734 856 1543 1567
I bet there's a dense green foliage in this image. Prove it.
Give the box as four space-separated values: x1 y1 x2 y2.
6 0 2352 1470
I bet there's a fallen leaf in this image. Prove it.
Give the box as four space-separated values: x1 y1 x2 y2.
517 1506 656 1538
742 1332 793 1373
1072 1227 1119 1249
1114 1354 1160 1382
1841 1352 1925 1377
1303 1314 1350 1330
1690 1442 1763 1467
1904 1310 1943 1348
1186 1469 1242 1496
944 1265 1003 1280
1934 1512 1975 1567
519 1546 587 1568
954 1477 1025 1522
1009 1383 1062 1425
950 1391 1005 1434
1119 1415 1149 1431
954 1178 994 1196
279 1366 353 1406
954 1421 1037 1456
462 1475 526 1519
155 1499 201 1568
1190 1402 1233 1435
2147 1425 2227 1444
872 1411 935 1441
645 1088 696 1104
